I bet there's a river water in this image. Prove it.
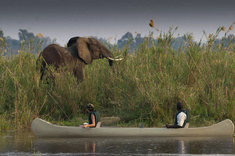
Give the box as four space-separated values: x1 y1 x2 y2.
0 131 234 156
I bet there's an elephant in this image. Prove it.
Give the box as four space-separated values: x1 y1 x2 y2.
37 36 121 82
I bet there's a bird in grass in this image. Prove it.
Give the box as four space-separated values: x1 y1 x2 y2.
149 19 155 28
149 19 159 31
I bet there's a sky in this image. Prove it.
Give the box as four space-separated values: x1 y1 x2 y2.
0 0 235 45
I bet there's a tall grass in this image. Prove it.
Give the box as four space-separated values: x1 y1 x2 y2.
0 27 234 130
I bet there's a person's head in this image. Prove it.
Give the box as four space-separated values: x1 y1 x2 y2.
176 102 183 111
86 103 94 112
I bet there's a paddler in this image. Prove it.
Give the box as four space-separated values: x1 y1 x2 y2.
166 102 190 128
83 103 101 128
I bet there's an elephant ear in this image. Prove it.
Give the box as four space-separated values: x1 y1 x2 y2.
76 37 92 64
67 36 80 47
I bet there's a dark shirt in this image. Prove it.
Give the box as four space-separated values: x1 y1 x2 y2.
88 110 100 127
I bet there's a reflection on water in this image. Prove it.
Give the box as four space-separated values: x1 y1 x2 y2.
0 131 234 155
0 131 35 153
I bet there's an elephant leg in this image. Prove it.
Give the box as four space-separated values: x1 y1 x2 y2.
40 62 56 84
74 65 85 82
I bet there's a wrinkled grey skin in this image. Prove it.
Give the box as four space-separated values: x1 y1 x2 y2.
38 37 114 82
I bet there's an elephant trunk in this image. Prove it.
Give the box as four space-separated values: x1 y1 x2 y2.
100 45 122 66
108 59 113 66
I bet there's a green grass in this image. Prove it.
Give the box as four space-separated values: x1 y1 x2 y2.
0 27 234 130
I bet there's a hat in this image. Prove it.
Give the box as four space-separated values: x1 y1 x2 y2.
86 103 94 109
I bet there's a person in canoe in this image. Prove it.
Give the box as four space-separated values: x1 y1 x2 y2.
166 102 190 128
83 103 101 128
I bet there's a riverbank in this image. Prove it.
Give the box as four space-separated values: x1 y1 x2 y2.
0 28 234 131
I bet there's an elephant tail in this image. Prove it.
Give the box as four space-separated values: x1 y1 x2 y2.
36 53 46 80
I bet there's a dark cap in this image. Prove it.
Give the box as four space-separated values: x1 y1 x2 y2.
177 102 183 111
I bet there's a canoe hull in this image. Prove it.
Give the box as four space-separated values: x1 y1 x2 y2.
31 118 234 138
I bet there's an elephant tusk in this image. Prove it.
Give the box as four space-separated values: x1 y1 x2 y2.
107 56 123 61
115 55 122 59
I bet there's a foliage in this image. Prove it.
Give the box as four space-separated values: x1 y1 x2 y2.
0 27 234 130
0 29 53 56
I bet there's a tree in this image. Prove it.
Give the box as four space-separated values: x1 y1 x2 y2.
18 29 34 42
0 29 3 38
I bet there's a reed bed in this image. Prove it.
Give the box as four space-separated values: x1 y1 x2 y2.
0 27 234 130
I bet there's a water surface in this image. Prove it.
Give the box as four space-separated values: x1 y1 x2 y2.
0 131 234 155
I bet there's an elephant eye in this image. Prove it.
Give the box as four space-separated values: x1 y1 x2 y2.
99 54 103 58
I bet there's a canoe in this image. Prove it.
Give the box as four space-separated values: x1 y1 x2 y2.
31 118 234 138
